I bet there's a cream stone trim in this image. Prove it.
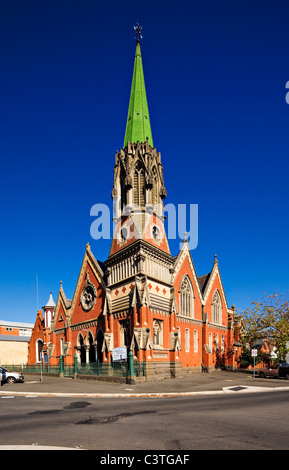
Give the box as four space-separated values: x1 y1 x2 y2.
52 287 71 332
172 241 203 303
131 327 153 350
202 263 228 310
71 320 99 331
69 243 106 314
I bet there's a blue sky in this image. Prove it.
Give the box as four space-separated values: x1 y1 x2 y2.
1 0 289 324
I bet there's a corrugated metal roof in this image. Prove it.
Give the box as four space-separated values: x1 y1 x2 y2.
0 335 31 342
0 320 34 328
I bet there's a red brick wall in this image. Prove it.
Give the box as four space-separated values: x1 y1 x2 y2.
203 274 233 369
27 311 45 364
28 248 238 372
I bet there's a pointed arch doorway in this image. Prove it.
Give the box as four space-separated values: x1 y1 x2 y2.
96 330 104 363
36 339 43 363
78 335 86 364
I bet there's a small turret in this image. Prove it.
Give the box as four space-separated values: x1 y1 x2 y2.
42 292 56 328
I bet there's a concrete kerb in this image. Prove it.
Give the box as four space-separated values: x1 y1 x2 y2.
0 445 80 450
1 386 289 398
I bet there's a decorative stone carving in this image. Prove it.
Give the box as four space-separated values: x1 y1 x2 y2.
80 271 97 311
160 186 167 199
111 141 167 217
170 331 181 351
125 175 133 188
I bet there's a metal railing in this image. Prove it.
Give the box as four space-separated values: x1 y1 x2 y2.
76 360 145 378
77 361 127 377
2 359 146 379
2 364 59 374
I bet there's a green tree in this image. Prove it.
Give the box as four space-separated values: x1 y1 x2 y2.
239 346 271 369
237 293 289 361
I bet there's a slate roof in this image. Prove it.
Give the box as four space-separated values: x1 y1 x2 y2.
43 292 56 308
197 273 211 294
0 335 31 342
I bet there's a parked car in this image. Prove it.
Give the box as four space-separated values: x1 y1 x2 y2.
0 366 24 384
278 362 289 379
258 364 280 378
258 362 289 379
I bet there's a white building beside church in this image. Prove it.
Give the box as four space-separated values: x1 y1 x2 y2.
0 319 34 365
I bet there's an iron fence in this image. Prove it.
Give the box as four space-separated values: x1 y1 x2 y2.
2 364 59 375
2 360 146 379
77 361 127 377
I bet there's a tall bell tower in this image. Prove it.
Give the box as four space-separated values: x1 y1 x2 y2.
105 27 175 351
109 32 170 254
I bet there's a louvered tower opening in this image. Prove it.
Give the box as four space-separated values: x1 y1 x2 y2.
133 161 145 206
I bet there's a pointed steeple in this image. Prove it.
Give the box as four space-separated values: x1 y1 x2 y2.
43 292 56 309
123 36 153 148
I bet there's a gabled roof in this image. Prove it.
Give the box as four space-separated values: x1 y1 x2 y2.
0 320 34 329
197 273 211 294
58 284 72 310
172 239 203 303
52 243 107 329
53 282 71 328
201 255 231 311
123 41 153 147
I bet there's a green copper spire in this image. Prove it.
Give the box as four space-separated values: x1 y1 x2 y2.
123 39 153 148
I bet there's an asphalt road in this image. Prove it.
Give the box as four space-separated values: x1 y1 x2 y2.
1 390 289 451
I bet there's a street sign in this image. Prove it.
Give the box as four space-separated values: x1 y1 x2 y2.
251 349 258 379
43 354 49 364
113 347 127 362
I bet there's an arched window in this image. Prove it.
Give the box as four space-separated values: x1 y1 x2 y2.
179 275 194 317
153 320 163 346
133 160 145 206
96 329 105 363
36 339 43 363
87 331 96 363
78 334 86 364
212 290 222 324
119 319 130 348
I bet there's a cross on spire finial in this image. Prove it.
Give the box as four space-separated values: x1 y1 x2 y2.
134 23 143 43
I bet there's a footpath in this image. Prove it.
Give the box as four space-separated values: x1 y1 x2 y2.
1 369 289 398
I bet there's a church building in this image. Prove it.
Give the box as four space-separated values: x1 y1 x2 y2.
28 30 240 380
